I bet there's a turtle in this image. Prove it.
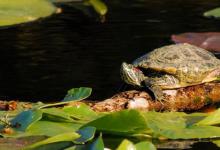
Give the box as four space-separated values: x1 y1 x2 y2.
121 43 220 101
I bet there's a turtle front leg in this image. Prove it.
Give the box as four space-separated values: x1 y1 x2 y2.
144 79 165 102
149 85 165 102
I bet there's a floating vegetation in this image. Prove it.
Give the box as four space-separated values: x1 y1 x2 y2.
0 0 108 27
204 7 220 18
0 0 57 27
0 87 220 149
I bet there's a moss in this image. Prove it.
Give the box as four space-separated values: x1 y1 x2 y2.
193 97 201 104
204 96 213 105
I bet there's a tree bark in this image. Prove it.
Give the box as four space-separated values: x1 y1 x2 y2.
88 83 220 112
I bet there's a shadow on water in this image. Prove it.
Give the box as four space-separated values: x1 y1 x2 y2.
0 0 219 102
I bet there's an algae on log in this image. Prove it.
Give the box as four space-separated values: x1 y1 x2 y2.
89 83 220 112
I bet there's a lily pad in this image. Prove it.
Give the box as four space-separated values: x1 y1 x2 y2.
26 132 80 149
196 108 220 126
144 111 220 139
85 110 149 135
116 139 136 150
63 104 99 121
75 126 96 143
37 87 92 109
10 110 42 132
0 0 57 27
204 7 220 18
88 0 107 16
135 141 156 150
42 108 74 122
26 121 82 137
85 135 104 150
63 87 92 102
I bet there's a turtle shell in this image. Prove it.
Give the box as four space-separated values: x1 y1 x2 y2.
133 43 220 84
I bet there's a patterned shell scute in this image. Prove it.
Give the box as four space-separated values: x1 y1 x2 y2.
133 43 220 83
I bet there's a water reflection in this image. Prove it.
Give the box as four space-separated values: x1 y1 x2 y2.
0 0 219 101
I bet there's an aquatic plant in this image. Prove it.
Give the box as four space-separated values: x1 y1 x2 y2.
1 87 220 149
0 0 107 27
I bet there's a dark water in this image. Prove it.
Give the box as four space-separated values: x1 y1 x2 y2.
0 0 220 102
1 0 220 149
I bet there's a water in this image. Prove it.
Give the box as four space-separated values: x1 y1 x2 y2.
1 0 220 149
0 0 219 102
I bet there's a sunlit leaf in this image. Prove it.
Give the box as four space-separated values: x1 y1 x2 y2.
0 0 57 27
116 139 136 150
26 132 80 149
212 140 220 148
75 126 96 143
10 110 42 131
85 110 149 135
64 145 76 150
38 87 92 109
42 108 73 122
144 111 187 131
88 0 107 15
63 104 99 121
135 141 156 150
184 113 207 126
170 125 220 139
26 121 82 137
196 108 220 126
204 7 220 18
144 112 220 139
63 87 92 102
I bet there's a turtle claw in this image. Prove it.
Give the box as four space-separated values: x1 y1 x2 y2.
144 79 166 102
149 85 165 102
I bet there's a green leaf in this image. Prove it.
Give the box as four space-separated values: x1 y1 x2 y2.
144 111 187 131
75 126 96 143
37 87 92 109
144 112 220 139
69 135 104 150
196 108 220 126
88 0 108 15
63 87 92 102
212 140 220 148
116 139 136 150
184 113 207 126
10 110 42 131
64 146 77 150
42 108 73 122
86 135 104 150
26 121 82 137
167 125 220 139
32 142 73 150
26 132 80 149
0 0 57 27
85 110 149 135
204 7 220 18
135 141 156 150
63 104 99 121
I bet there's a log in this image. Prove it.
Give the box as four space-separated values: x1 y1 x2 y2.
88 83 220 112
1 83 220 112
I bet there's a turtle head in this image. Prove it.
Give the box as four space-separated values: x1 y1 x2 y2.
121 62 145 86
